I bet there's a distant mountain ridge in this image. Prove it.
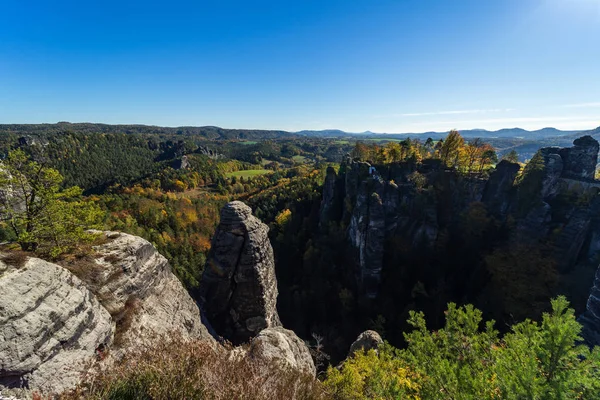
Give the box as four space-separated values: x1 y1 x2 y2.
295 127 585 140
0 122 597 141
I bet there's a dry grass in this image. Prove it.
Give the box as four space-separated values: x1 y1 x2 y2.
59 334 328 400
0 250 30 268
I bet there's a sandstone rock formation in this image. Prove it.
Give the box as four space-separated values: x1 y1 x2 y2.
319 166 338 226
0 258 113 394
348 330 383 356
578 264 600 347
482 160 520 216
92 231 212 345
0 231 213 395
200 201 280 344
561 135 599 180
248 326 316 376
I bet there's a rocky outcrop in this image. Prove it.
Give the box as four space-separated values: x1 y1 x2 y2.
348 330 383 356
0 258 113 394
348 180 387 298
173 155 190 170
578 265 600 347
561 136 599 180
200 201 280 344
319 166 338 227
0 231 213 396
196 145 223 160
539 148 564 199
482 160 520 216
92 231 212 345
248 326 316 376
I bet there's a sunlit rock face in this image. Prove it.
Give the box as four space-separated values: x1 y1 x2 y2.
561 135 599 180
200 201 280 344
0 231 213 396
0 258 113 395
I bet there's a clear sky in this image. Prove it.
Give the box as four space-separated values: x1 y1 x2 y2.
1 0 599 133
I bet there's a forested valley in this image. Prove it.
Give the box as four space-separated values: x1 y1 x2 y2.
3 123 600 398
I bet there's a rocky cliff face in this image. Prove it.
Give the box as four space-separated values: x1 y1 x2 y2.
200 201 281 344
0 231 213 395
579 264 600 347
326 136 600 300
561 136 599 180
481 160 520 216
92 231 212 345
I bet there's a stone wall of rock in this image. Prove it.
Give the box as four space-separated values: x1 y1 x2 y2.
200 201 280 344
330 136 600 298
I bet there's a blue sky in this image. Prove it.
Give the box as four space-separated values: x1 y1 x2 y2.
1 0 599 132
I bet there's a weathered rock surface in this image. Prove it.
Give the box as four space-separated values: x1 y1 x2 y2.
92 231 211 345
539 148 564 199
0 258 113 394
348 330 383 356
200 201 280 344
578 264 600 347
348 180 386 298
248 326 316 376
0 231 214 396
319 166 338 227
482 160 520 216
561 136 599 180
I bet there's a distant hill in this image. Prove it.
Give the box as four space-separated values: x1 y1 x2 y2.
296 127 583 140
0 122 293 140
0 122 590 141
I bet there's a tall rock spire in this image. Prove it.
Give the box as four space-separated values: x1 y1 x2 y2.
200 201 280 344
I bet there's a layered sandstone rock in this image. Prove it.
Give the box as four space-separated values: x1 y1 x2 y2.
92 231 212 345
0 231 213 395
0 258 113 394
200 201 280 344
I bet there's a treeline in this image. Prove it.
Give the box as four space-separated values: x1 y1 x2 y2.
350 130 502 173
0 122 292 139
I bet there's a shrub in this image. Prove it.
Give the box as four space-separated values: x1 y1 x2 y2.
60 334 326 400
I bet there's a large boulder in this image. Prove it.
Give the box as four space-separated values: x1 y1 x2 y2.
348 330 383 356
0 258 113 395
248 326 316 376
200 201 280 344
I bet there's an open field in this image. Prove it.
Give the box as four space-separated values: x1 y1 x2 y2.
225 169 272 178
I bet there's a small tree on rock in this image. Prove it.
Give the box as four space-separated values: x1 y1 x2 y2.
0 149 103 257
